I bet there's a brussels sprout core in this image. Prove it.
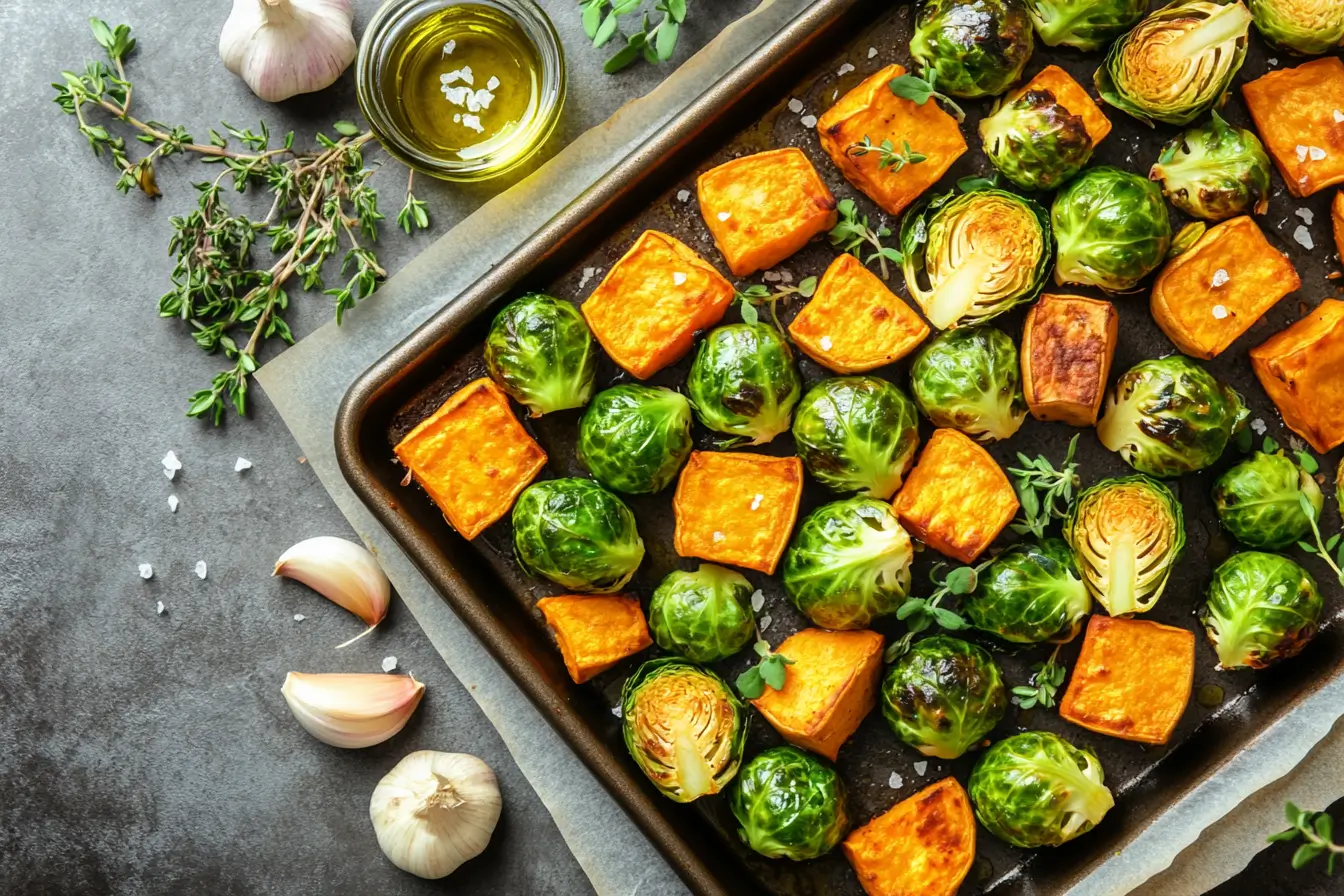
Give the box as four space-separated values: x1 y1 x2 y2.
648 565 756 663
1213 452 1323 550
1248 0 1344 57
729 746 848 860
1150 112 1272 221
1052 166 1171 292
881 636 1008 759
980 89 1094 191
1025 0 1147 51
687 323 802 445
484 293 597 416
910 327 1027 442
577 385 693 495
512 478 645 593
791 376 920 499
1202 552 1323 670
965 539 1091 643
911 0 1035 99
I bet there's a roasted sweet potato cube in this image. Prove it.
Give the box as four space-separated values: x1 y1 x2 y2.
536 595 652 684
672 451 803 574
1022 294 1118 426
394 378 546 540
582 230 735 379
697 148 838 277
818 64 967 217
843 778 976 896
751 629 884 761
892 429 1018 564
1150 217 1300 359
1015 64 1112 147
1242 58 1344 198
1060 615 1194 745
1250 299 1344 453
1333 191 1344 261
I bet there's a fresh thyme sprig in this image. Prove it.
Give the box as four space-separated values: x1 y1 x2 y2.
1297 491 1344 587
736 276 818 333
736 638 795 699
887 72 966 123
957 172 1001 193
829 198 902 280
581 0 687 73
883 562 980 663
1008 435 1082 538
1270 802 1343 874
1012 644 1067 710
846 136 927 173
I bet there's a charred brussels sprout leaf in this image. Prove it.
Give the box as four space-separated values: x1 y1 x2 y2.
1248 0 1344 57
910 326 1027 443
729 745 849 860
1025 0 1147 50
512 478 645 593
687 323 802 445
577 385 693 494
484 293 597 416
1149 111 1272 221
910 0 1035 99
1052 166 1171 292
1213 452 1324 550
791 376 920 499
648 564 756 663
979 88 1095 191
881 635 1008 759
1201 552 1322 669
964 539 1091 644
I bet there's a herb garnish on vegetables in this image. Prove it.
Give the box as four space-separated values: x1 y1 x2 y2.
884 563 978 663
829 199 902 280
846 136 928 173
1012 645 1067 709
887 72 966 122
736 639 796 699
735 276 818 333
1008 435 1082 538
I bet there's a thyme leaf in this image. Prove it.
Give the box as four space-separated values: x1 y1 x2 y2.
828 198 901 280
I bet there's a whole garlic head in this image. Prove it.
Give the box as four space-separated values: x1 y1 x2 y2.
219 0 356 103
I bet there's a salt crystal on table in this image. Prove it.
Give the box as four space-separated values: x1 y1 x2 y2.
888 771 903 789
611 705 623 719
293 614 305 622
837 63 855 76
168 495 179 513
1211 268 1229 287
195 560 207 580
382 656 398 673
676 189 690 203
763 270 781 282
1296 208 1314 225
235 457 252 472
913 761 928 776
578 266 597 289
1294 226 1315 250
750 590 766 613
162 450 182 480
800 114 818 129
868 47 878 59
1251 418 1267 435
787 98 804 113
138 563 153 580
156 601 165 615
759 614 773 632
1268 57 1278 66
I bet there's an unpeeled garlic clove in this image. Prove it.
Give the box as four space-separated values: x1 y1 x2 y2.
219 0 356 103
275 536 390 646
282 672 425 749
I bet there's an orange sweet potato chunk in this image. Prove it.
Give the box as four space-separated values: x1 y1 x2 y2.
672 451 803 574
394 378 546 540
1333 191 1344 261
892 429 1018 564
843 778 976 896
1017 65 1111 146
1242 58 1344 198
1151 216 1300 359
751 629 884 761
1060 615 1194 745
818 64 967 217
536 595 652 684
788 254 930 372
697 148 838 277
1250 299 1344 453
1022 294 1117 427
582 230 735 379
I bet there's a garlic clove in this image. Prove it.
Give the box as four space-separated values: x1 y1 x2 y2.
274 536 390 646
282 672 425 749
219 0 357 103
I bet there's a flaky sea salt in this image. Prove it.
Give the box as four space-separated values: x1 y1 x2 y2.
1297 145 1309 163
673 272 688 286
913 761 928 776
168 495 179 513
717 211 732 221
750 494 764 511
195 560 208 580
487 76 500 91
868 47 878 59
1211 268 1229 287
162 450 182 480
578 267 597 289
763 270 781 282
837 63 855 76
676 189 691 203
1309 147 1327 161
759 614 773 632
819 336 833 350
1212 304 1229 320
1296 208 1314 225
888 771 903 789
235 457 252 472
138 563 153 580
712 531 726 543
462 114 485 133
441 65 473 86
800 114 818 129
382 656 398 672
750 590 766 613
611 705 623 719
787 98 804 113
1268 57 1278 66
293 614 305 622
156 601 165 615
1294 225 1315 250
442 39 456 56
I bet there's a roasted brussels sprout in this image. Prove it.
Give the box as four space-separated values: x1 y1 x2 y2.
900 189 1051 329
881 636 1008 759
622 658 748 802
1248 0 1344 56
512 478 645 593
1097 356 1248 477
792 377 921 500
729 746 848 860
484 293 597 416
687 323 802 445
1025 0 1147 50
1095 0 1253 127
1149 112 1272 221
1201 552 1323 669
648 564 756 663
577 385 693 495
911 0 1035 99
964 539 1091 644
1065 476 1186 616
1213 452 1324 550
969 731 1115 848
782 498 914 630
910 327 1027 443
1052 166 1171 292
980 88 1095 191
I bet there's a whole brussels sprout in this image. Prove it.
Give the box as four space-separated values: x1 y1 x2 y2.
512 479 645 593
1213 452 1324 550
791 377 920 499
1052 167 1172 292
782 498 914 630
1065 476 1186 616
979 87 1095 191
969 731 1115 848
910 327 1027 443
729 746 848 860
900 189 1051 330
484 293 597 416
1248 0 1344 56
622 658 748 802
1097 356 1248 477
1025 0 1147 50
577 385 693 495
648 564 756 663
1095 0 1253 127
1201 552 1323 669
687 323 802 445
1149 111 1272 221
881 636 1008 759
911 0 1035 99
964 539 1091 644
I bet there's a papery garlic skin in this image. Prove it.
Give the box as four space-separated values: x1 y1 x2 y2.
219 0 356 103
370 751 502 879
282 672 424 749
274 536 390 629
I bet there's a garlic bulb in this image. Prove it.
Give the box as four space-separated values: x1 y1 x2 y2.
282 672 424 748
219 0 356 103
370 751 502 879
274 536 390 647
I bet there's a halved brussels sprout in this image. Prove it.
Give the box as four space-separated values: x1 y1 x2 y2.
648 564 756 663
1052 166 1171 292
781 498 914 630
729 745 848 860
792 376 920 499
900 189 1051 329
484 293 597 416
687 323 802 445
512 478 645 593
1097 356 1248 477
1065 475 1186 616
1248 0 1344 56
881 636 1008 759
1025 0 1147 50
911 0 1035 99
964 539 1091 644
1149 111 1272 221
969 730 1115 848
622 658 748 802
1201 552 1323 669
577 385 693 495
1214 452 1324 550
980 88 1094 191
910 326 1027 443
1095 0 1253 127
